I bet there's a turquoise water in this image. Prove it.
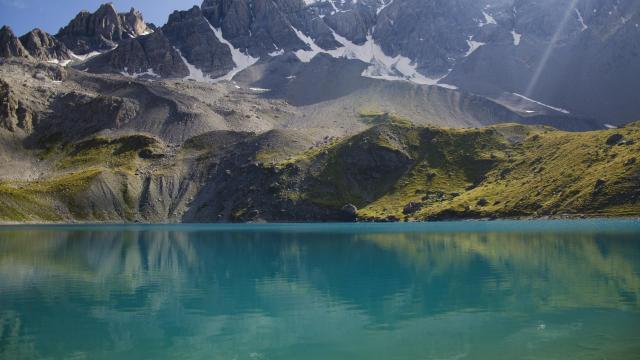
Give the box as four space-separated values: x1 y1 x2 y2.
0 220 639 360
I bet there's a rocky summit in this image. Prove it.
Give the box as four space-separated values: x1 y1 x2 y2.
0 1 638 223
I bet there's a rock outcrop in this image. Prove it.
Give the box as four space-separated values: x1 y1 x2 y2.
323 4 376 45
201 0 337 57
0 26 30 59
37 93 139 141
85 29 189 78
162 6 234 79
19 29 72 62
0 80 34 132
56 3 153 54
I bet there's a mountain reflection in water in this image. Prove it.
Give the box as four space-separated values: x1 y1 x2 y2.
0 221 639 360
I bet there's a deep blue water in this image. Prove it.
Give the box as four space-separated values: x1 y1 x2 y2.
0 220 639 359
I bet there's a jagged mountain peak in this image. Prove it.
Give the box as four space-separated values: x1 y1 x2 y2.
19 28 72 62
0 0 638 126
56 2 153 55
0 26 31 59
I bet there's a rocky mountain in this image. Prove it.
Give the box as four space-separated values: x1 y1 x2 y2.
1 0 636 124
19 29 72 62
163 6 236 79
0 1 638 223
0 101 638 222
56 3 153 55
0 26 30 59
83 29 189 78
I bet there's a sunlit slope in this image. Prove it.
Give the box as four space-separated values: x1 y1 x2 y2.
0 120 638 222
290 120 640 220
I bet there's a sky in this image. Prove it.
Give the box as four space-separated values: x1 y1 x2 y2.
0 0 201 36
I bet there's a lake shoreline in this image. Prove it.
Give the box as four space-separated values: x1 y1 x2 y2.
1 215 638 227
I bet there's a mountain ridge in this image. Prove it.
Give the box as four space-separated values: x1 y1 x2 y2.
1 0 638 125
0 1 638 222
0 118 638 223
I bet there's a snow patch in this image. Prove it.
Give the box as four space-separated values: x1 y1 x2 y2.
290 25 448 85
175 47 215 82
511 30 522 46
437 83 458 90
575 9 588 31
268 49 285 57
120 67 161 79
604 124 617 129
513 93 570 114
291 26 326 63
479 11 497 27
47 58 72 67
376 0 394 15
208 21 260 81
249 87 270 92
332 30 443 85
70 51 102 62
140 28 154 36
465 37 485 57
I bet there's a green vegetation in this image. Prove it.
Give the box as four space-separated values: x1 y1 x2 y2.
295 122 640 220
0 134 165 222
54 134 163 173
358 111 413 127
0 168 102 221
1 122 638 223
422 124 640 219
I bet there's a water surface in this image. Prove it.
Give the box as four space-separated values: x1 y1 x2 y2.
0 220 639 359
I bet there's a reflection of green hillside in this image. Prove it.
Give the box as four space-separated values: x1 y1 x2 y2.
0 225 638 313
0 225 639 360
360 230 640 310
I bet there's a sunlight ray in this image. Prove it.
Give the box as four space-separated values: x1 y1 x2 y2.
525 0 581 96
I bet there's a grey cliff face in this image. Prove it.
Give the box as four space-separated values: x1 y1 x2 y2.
0 26 31 59
56 3 152 54
0 79 33 132
201 0 339 56
19 29 72 61
85 30 190 78
163 6 235 78
323 5 376 45
0 0 638 125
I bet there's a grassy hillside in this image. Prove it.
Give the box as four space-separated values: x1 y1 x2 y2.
287 121 640 221
0 120 638 223
0 134 164 222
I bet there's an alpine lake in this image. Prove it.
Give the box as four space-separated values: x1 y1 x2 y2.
0 220 639 359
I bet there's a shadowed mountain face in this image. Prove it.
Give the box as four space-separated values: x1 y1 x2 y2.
0 0 637 125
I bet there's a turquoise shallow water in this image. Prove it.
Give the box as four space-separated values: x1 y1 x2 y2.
0 220 639 360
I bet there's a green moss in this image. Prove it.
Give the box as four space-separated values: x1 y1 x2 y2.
288 122 640 220
54 134 162 172
419 126 640 219
0 168 105 222
3 121 639 222
359 111 413 127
